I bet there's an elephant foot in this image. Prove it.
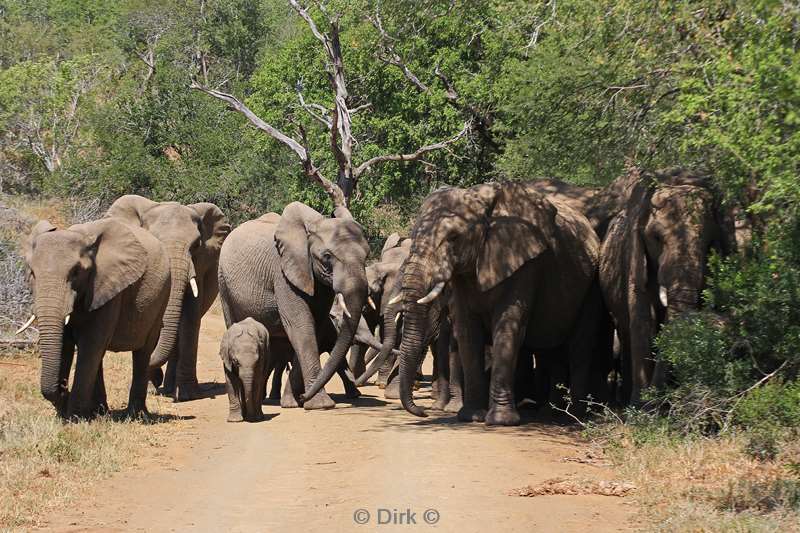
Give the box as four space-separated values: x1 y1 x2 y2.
343 386 361 399
384 379 400 400
280 390 301 408
431 396 449 410
486 405 521 426
127 405 151 422
268 388 281 401
444 397 464 413
245 411 265 423
457 407 487 423
174 381 199 402
303 390 335 410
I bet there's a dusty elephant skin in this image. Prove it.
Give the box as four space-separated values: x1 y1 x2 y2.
360 236 454 407
397 181 603 426
217 202 369 410
105 195 230 402
533 169 737 403
23 218 170 419
598 169 736 403
220 318 269 422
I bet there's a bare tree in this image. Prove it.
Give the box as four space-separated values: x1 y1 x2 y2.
192 0 471 210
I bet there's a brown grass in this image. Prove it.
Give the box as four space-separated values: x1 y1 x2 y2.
600 426 800 532
0 349 184 530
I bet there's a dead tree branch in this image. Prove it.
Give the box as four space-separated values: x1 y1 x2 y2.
189 81 346 209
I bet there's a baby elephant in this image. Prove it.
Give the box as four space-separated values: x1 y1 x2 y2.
220 318 269 422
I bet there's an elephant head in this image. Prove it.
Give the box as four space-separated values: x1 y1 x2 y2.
23 219 149 411
397 182 557 416
355 235 412 386
221 318 268 422
273 202 369 401
105 195 230 369
603 168 736 399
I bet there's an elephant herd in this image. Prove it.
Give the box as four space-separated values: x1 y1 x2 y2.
19 167 735 426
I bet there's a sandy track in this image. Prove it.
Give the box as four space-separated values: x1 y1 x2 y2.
43 313 634 532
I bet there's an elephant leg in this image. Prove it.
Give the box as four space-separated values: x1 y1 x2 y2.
281 359 303 408
56 334 76 418
453 304 488 423
128 347 152 419
276 283 334 410
175 303 201 402
269 359 285 400
431 336 451 410
514 349 536 406
225 368 243 422
377 348 396 389
348 344 366 380
485 302 528 426
384 361 401 399
91 361 109 416
162 353 177 394
337 362 361 399
444 339 464 413
69 347 105 420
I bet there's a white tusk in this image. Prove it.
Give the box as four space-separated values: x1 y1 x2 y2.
189 277 199 298
532 354 537 369
15 314 36 335
367 296 376 310
64 314 70 326
387 294 402 306
417 281 445 305
659 286 668 307
395 311 402 325
336 293 351 319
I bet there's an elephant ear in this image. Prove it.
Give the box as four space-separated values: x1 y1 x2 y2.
23 220 57 264
105 194 157 227
477 182 557 292
74 219 148 311
274 202 324 296
220 332 234 371
189 202 230 255
382 233 402 253
366 262 388 295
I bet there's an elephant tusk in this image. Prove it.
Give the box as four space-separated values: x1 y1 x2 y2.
387 294 402 306
417 281 445 304
367 296 376 310
659 286 668 307
395 311 402 325
64 314 70 326
336 293 351 319
189 277 199 298
15 314 36 335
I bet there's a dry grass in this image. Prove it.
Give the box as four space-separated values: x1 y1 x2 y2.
0 349 184 531
600 426 800 532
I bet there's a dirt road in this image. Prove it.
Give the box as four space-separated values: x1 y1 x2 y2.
44 312 634 532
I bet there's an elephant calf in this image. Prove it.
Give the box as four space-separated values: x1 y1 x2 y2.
220 318 269 422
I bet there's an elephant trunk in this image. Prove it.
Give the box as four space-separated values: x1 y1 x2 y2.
35 280 70 410
398 262 430 417
666 285 701 321
301 266 367 401
355 299 400 387
239 369 263 421
149 244 192 368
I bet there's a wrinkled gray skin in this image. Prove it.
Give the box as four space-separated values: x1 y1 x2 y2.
398 181 602 426
220 318 269 422
24 219 170 419
218 203 369 410
105 195 230 402
358 234 411 394
598 169 736 402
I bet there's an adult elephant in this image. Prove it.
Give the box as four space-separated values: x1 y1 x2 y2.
397 181 603 426
218 203 369 410
599 168 736 402
105 195 230 401
20 218 170 418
